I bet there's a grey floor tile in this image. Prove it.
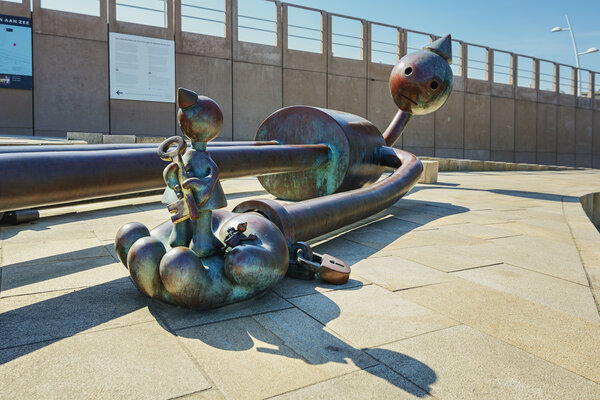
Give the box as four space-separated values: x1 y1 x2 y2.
368 324 600 400
0 321 211 399
289 285 458 348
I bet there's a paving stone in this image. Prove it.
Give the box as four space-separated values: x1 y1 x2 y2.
391 244 502 272
397 280 600 382
272 275 370 299
151 290 293 331
478 235 589 285
453 263 600 323
380 229 487 251
253 308 377 376
0 219 95 244
272 364 431 399
1 256 127 297
488 220 574 244
176 389 227 399
0 277 154 349
351 255 453 291
341 226 416 250
0 321 211 399
369 324 600 400
175 317 335 400
437 222 519 239
1 237 110 266
289 285 459 348
311 238 379 264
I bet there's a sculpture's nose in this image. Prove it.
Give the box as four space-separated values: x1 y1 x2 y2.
177 87 198 109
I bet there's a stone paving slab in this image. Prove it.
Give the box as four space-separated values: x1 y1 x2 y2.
289 285 459 348
1 170 600 399
397 280 600 382
351 255 454 291
453 263 600 323
271 364 431 399
0 321 212 399
369 324 600 400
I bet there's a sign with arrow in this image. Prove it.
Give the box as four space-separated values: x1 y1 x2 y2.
109 32 175 103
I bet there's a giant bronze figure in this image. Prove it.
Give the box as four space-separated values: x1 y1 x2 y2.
0 36 453 309
113 36 453 309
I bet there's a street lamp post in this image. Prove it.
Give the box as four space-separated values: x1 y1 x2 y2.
551 14 598 96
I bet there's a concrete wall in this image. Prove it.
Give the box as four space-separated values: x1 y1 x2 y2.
0 0 599 168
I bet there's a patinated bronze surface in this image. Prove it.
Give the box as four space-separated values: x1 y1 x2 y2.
112 35 454 309
0 36 453 309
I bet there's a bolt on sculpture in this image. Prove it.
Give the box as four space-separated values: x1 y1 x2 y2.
115 35 454 309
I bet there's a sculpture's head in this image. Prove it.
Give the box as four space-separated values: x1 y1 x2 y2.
389 35 453 115
177 88 223 143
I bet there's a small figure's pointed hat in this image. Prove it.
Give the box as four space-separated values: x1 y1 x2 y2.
177 87 198 109
424 34 452 64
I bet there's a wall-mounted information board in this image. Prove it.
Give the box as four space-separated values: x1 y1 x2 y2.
0 14 32 90
109 32 175 103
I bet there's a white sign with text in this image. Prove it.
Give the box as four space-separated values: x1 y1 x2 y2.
109 32 175 103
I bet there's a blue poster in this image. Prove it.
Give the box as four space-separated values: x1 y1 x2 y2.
0 14 32 90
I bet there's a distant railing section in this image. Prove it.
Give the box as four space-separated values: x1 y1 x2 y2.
181 0 226 37
493 50 511 85
237 0 277 46
370 23 398 65
9 0 599 98
467 44 487 81
116 0 167 28
286 5 322 54
331 15 363 60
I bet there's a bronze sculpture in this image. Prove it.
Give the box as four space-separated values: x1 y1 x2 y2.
114 35 454 309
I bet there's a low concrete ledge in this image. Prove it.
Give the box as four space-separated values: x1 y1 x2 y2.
418 160 438 184
419 157 584 172
102 134 136 144
67 132 103 144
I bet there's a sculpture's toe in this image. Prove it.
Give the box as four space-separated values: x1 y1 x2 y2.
127 236 170 301
115 222 150 266
159 247 209 308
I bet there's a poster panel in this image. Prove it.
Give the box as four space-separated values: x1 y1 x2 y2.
109 32 175 103
0 14 33 90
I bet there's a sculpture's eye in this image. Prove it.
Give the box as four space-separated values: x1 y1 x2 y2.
404 67 413 76
430 81 439 91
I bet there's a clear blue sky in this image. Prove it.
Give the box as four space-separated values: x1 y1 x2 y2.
284 0 600 73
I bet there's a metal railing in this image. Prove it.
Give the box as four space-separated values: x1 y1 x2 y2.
181 1 226 37
17 0 600 99
116 0 166 28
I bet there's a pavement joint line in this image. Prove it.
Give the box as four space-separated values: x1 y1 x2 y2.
170 303 296 333
0 253 114 269
153 304 222 397
392 281 454 292
443 262 505 273
484 234 523 240
281 282 373 300
0 284 92 299
561 195 600 315
167 388 220 400
0 319 157 352
491 262 594 289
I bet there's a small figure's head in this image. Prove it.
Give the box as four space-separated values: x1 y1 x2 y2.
177 88 223 143
389 35 453 115
237 222 248 232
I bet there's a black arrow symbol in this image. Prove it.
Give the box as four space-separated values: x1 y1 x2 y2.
116 90 123 95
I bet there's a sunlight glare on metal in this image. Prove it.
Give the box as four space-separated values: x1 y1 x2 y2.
579 48 598 56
